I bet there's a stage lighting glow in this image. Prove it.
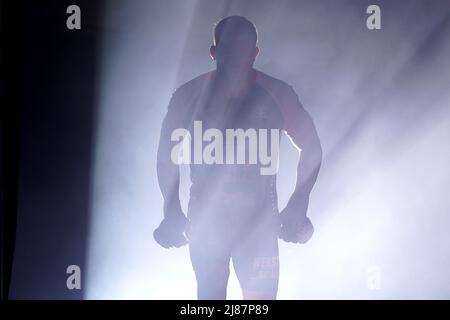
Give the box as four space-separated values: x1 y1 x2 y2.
86 0 450 299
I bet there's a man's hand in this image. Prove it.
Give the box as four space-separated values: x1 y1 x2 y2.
279 216 314 243
278 196 314 244
153 213 189 249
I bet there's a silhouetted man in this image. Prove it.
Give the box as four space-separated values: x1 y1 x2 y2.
155 16 322 300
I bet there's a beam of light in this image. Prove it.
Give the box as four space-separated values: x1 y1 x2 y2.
85 0 200 299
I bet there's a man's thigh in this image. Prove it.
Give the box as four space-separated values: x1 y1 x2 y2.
188 218 234 299
231 214 280 299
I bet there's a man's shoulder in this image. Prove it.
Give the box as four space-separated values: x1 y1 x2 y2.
174 70 215 98
255 69 300 104
255 69 294 93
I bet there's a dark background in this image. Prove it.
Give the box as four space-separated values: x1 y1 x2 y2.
2 0 105 299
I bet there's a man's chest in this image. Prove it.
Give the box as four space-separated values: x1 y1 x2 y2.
190 87 283 132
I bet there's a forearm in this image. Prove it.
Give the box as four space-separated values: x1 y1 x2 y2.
157 161 182 218
157 121 184 219
287 143 322 216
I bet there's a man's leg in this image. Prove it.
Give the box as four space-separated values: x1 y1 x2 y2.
188 218 233 300
232 214 280 300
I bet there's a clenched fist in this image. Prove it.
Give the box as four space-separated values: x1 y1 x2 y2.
153 213 189 248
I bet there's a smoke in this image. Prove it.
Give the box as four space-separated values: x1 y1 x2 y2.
86 0 450 299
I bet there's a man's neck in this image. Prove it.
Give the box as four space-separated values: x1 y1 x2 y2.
214 68 256 97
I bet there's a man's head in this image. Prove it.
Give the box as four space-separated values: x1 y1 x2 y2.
210 16 259 74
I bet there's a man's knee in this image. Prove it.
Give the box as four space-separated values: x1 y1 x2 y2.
242 289 277 300
197 281 228 300
192 258 230 300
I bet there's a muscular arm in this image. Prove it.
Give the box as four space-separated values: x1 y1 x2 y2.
154 74 210 247
156 89 187 220
281 87 322 219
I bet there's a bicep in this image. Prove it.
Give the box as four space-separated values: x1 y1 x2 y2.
285 106 321 153
158 90 190 158
280 88 320 153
